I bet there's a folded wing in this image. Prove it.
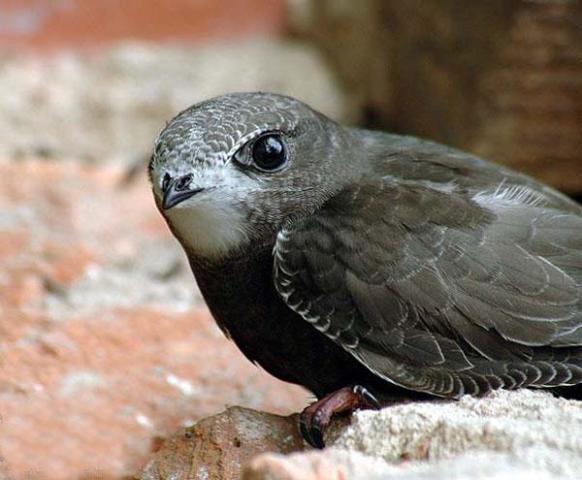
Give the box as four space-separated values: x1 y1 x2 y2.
273 179 582 397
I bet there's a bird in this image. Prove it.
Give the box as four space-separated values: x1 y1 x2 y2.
149 92 582 448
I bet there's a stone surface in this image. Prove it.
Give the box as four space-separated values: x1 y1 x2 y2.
243 389 582 480
140 407 305 480
0 40 347 167
290 0 582 194
0 159 308 480
243 448 568 480
244 449 391 480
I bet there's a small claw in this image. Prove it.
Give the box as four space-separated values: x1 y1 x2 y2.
299 407 326 448
308 422 325 449
353 385 382 409
299 412 321 448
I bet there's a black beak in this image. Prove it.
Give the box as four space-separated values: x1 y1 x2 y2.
162 176 204 210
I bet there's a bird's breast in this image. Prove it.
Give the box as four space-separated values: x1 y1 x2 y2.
188 247 384 397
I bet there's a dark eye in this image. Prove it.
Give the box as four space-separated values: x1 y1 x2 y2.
251 134 288 172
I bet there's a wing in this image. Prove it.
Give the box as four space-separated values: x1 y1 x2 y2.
273 179 582 398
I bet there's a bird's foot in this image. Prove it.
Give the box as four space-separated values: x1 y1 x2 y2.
299 385 381 448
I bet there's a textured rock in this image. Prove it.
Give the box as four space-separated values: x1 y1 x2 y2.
140 407 305 480
244 449 392 480
290 0 582 194
244 390 582 480
334 390 582 469
243 448 567 480
0 159 307 480
0 41 346 167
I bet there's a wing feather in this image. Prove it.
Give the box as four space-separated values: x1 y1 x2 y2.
273 179 582 397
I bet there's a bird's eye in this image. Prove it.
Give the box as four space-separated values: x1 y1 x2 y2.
251 134 288 172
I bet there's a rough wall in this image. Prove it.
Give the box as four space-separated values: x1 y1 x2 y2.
290 0 582 194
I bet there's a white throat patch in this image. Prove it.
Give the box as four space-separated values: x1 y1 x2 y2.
165 193 250 259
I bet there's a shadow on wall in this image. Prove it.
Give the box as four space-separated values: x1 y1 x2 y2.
289 0 582 196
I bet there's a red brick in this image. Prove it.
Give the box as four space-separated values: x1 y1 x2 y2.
0 0 286 51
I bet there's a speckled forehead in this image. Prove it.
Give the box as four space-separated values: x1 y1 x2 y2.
155 95 304 170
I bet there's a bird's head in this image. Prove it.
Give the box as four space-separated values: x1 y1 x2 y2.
150 92 357 259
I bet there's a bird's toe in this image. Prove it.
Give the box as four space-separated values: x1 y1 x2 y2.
298 385 382 448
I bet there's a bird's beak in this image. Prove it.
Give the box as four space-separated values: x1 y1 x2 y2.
162 181 204 210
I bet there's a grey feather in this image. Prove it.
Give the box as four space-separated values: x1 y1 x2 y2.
274 175 582 397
